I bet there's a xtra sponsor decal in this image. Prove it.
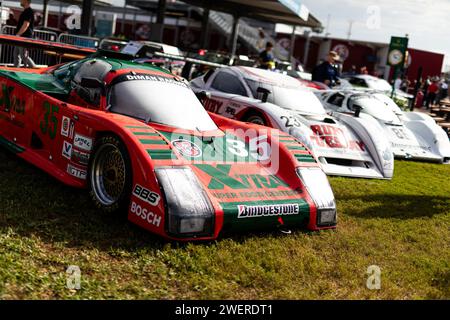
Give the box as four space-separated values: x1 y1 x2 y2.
172 139 202 158
133 184 161 206
237 203 300 218
74 134 93 151
67 164 87 180
130 201 161 227
62 141 73 160
195 164 289 190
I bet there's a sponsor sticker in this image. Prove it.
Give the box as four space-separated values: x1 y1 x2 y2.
62 141 73 160
67 164 87 180
69 121 75 139
130 201 161 227
133 184 160 206
72 149 90 166
237 203 300 218
61 116 71 137
172 139 202 158
74 134 93 151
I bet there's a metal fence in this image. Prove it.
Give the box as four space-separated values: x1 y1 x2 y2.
0 26 59 66
57 33 99 49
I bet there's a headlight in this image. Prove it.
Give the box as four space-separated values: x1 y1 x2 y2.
296 167 337 227
155 167 214 237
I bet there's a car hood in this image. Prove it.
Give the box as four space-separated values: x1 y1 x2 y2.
382 124 441 160
127 123 318 229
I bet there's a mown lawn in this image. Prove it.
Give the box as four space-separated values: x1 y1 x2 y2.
0 149 449 299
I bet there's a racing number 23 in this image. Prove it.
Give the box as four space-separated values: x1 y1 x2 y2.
40 101 59 139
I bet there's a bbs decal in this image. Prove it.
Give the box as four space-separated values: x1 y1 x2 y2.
133 184 161 206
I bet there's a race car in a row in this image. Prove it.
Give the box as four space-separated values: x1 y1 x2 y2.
337 74 413 109
0 50 337 241
191 66 394 179
317 90 450 163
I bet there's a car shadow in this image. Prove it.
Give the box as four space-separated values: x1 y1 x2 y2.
0 149 169 252
1 149 313 250
337 193 450 219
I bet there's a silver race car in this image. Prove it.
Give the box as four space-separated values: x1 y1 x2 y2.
191 66 394 179
318 90 450 163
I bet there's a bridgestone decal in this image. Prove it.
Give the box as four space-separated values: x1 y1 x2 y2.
237 204 300 218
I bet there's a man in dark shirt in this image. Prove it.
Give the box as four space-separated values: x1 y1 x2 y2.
258 42 275 70
312 51 341 87
14 0 36 68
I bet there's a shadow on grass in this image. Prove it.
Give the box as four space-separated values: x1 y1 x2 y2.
338 193 450 219
0 150 169 252
0 150 314 251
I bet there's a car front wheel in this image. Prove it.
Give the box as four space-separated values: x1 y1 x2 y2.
89 135 132 215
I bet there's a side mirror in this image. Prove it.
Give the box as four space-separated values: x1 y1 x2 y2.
195 90 211 102
80 77 104 89
353 104 363 117
257 87 271 103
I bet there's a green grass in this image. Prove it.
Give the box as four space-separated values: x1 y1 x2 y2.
0 149 449 300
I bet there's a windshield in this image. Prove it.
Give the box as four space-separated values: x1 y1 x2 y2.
109 76 218 131
349 95 399 123
365 78 392 91
246 79 326 115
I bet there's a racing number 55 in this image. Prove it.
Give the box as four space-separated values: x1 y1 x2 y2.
40 101 59 140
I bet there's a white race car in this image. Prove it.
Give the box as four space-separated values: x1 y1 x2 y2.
191 66 394 179
318 90 450 163
338 74 413 109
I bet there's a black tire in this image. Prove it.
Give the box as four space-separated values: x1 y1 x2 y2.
88 135 132 215
242 110 267 126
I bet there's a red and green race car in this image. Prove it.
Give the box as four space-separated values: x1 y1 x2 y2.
0 49 337 241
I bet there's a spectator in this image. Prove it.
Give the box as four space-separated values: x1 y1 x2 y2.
400 76 410 92
256 28 266 52
425 78 439 109
394 75 402 90
348 65 357 75
258 42 275 70
360 66 369 75
421 76 431 107
439 79 448 101
14 0 36 68
311 51 341 87
6 13 18 26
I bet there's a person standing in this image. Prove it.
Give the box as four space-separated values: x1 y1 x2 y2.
425 78 439 109
14 0 36 68
311 51 341 87
394 75 402 90
258 42 275 70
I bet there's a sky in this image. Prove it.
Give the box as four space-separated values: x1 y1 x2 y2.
301 0 450 71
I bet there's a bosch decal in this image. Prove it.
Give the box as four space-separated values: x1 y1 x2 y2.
130 201 162 227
